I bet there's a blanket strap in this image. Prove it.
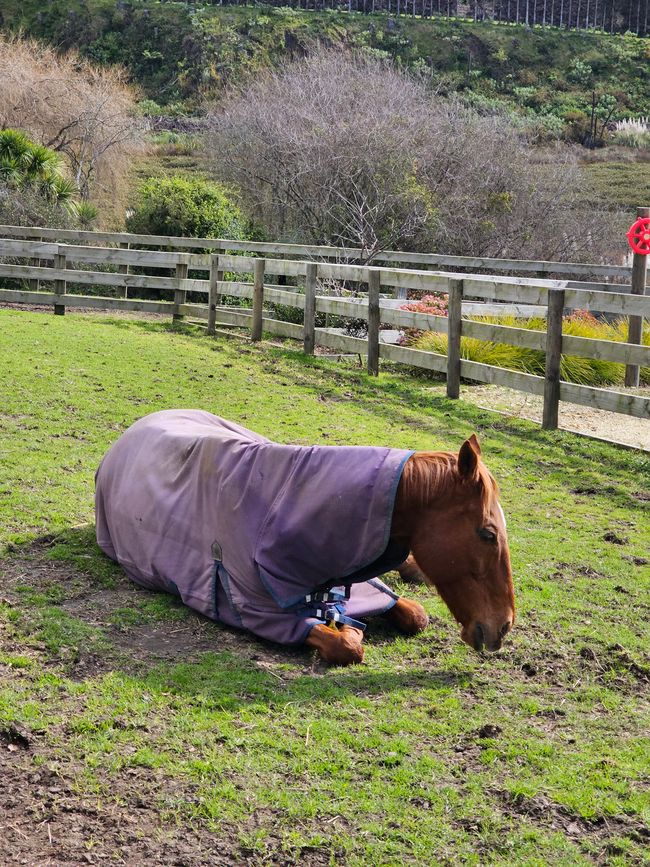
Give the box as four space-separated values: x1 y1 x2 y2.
304 585 350 604
312 603 366 631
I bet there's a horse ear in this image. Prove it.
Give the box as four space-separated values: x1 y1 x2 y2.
458 435 481 478
468 433 482 455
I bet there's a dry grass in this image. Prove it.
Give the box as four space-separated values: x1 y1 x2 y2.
0 35 145 222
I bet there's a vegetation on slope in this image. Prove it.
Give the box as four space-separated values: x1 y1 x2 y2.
1 1 649 133
0 34 144 224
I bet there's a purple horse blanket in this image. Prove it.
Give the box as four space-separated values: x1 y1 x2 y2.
95 410 412 645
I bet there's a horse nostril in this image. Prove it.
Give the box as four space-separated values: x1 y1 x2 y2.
474 622 485 652
500 620 512 638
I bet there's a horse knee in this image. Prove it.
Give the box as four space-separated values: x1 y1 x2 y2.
385 597 429 635
305 623 364 666
397 554 426 584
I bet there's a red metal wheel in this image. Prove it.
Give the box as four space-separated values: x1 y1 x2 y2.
626 217 650 255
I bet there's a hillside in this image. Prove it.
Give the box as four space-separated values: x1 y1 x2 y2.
1 1 649 132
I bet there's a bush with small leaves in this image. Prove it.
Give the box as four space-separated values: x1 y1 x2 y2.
126 176 245 240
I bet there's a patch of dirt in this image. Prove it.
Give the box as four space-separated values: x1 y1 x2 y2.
0 750 242 867
603 530 629 545
0 301 168 322
458 383 650 451
550 562 609 582
0 541 314 682
497 790 650 863
0 543 348 866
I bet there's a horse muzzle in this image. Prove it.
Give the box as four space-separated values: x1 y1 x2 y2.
464 620 512 653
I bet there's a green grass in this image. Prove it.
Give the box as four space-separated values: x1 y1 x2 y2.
581 157 650 212
1 310 649 864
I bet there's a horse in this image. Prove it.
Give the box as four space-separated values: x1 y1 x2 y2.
95 411 514 666
306 433 514 664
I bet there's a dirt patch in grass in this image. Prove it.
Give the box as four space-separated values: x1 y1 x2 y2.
497 790 650 862
0 748 244 867
0 539 317 681
0 542 345 866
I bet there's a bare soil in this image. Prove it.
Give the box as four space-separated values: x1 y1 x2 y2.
0 752 240 867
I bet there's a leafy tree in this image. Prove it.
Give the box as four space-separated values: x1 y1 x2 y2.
126 176 245 239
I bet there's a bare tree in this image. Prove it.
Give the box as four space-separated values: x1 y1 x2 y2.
208 53 438 259
207 50 618 262
0 36 145 209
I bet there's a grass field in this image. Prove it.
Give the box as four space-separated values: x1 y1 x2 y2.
1 310 649 865
581 155 650 215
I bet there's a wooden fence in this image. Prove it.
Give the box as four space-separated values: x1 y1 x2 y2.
0 233 648 430
0 224 639 284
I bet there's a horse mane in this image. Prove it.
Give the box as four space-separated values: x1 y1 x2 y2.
400 451 499 520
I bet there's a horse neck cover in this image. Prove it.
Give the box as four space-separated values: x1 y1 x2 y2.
95 410 412 644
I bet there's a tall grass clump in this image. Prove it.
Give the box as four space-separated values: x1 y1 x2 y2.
612 117 650 149
410 311 649 387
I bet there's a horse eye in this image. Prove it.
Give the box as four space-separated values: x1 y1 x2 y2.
477 528 497 542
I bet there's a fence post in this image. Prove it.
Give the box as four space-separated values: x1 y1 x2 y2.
29 256 40 292
542 288 565 430
173 255 190 322
367 269 381 376
28 233 43 292
53 247 67 316
118 241 130 299
446 278 463 399
624 205 649 387
303 262 318 355
251 258 265 342
207 254 221 336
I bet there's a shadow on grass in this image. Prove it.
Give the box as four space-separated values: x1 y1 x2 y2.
3 527 469 710
137 650 470 713
93 318 648 504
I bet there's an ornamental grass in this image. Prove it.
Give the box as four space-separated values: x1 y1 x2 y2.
409 310 649 387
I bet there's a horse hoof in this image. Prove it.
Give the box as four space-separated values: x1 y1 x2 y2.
385 597 429 635
305 623 365 666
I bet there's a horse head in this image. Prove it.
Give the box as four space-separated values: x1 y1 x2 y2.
393 434 515 653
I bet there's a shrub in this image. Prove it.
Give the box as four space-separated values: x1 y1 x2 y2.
0 129 82 229
126 176 245 239
612 117 650 149
0 181 76 230
0 129 78 210
402 294 449 317
0 35 144 210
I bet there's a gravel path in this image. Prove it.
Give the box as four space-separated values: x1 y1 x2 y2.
457 384 650 451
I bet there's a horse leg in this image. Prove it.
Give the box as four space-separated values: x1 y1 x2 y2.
305 623 364 665
384 597 429 635
397 554 426 584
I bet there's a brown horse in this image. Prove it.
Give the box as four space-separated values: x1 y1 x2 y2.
306 434 515 665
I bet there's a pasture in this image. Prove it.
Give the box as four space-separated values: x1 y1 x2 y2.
1 309 649 866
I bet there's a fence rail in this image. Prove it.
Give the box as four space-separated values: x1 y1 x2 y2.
1 234 648 429
0 224 637 282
